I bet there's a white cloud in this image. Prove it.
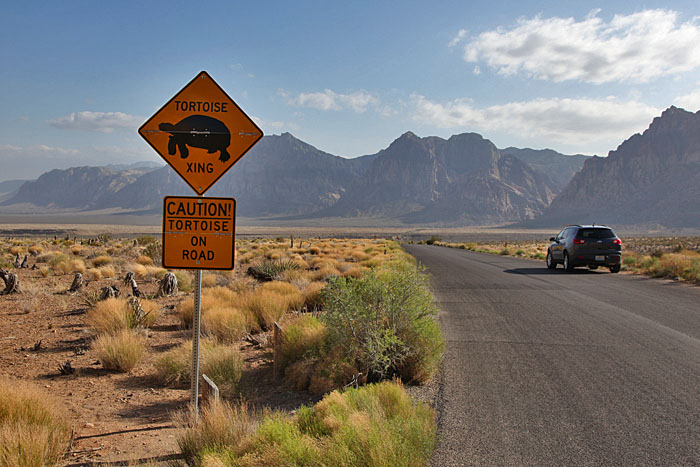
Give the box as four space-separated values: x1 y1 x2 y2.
674 90 700 111
461 9 700 84
411 94 660 147
48 111 142 133
286 89 379 113
448 28 468 47
1 143 80 157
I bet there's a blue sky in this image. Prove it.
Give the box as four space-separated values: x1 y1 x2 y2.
2 0 700 180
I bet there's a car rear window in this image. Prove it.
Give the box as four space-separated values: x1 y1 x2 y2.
578 228 616 239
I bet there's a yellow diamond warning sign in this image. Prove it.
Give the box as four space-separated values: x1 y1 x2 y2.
139 71 263 195
162 196 236 270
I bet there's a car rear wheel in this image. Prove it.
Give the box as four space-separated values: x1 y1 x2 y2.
609 265 620 273
546 251 556 269
563 252 574 272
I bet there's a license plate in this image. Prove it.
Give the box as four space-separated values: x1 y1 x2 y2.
595 255 605 262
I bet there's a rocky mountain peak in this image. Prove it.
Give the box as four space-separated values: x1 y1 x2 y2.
535 106 700 227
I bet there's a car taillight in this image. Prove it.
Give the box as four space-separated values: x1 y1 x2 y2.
613 239 622 245
574 239 585 244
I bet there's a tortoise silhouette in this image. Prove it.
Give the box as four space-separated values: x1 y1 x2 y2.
159 115 231 162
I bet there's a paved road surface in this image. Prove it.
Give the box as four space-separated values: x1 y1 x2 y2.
404 244 700 466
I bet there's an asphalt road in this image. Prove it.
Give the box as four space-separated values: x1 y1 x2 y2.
404 244 700 466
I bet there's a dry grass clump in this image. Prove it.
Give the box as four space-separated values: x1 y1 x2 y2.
175 400 257 465
279 314 327 373
35 251 62 263
177 381 436 467
239 285 303 331
94 329 146 372
27 244 44 256
52 257 87 275
136 255 153 266
176 287 251 342
129 263 167 279
309 265 341 281
9 245 25 255
87 298 160 335
0 376 72 466
302 281 325 310
91 255 112 267
70 244 84 255
174 270 194 293
201 273 218 288
156 339 243 398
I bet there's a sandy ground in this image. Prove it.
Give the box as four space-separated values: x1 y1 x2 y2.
0 265 318 465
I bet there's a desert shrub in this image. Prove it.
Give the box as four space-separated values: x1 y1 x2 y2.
174 270 194 293
248 258 302 282
302 281 325 310
137 235 158 246
142 241 162 265
182 381 436 467
685 258 700 282
425 235 441 245
308 246 321 255
156 339 242 398
260 281 304 309
92 255 112 267
655 253 691 278
532 252 546 260
320 262 444 384
175 400 257 465
87 298 160 335
96 265 116 278
70 245 84 255
0 376 71 467
27 245 43 256
94 329 146 372
309 265 341 281
176 287 252 340
280 314 327 372
87 268 102 280
39 266 49 277
9 245 25 255
640 255 659 275
499 248 511 255
52 257 86 275
622 253 639 268
136 255 153 266
240 289 294 331
201 273 218 288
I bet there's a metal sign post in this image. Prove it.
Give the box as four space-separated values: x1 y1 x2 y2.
191 269 202 417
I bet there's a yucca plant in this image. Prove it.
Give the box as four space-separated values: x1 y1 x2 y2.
247 258 302 282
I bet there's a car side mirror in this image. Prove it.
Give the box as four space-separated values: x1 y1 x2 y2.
549 237 556 242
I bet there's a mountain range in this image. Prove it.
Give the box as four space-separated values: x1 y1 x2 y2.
3 106 699 228
534 106 700 228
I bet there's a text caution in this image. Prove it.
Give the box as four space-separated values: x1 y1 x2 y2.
162 196 236 270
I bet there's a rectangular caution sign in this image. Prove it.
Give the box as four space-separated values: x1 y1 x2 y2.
162 196 236 270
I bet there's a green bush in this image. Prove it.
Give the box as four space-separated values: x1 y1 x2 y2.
425 236 441 245
320 262 444 384
180 381 437 467
280 314 327 372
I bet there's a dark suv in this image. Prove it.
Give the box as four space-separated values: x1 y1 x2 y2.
546 225 622 273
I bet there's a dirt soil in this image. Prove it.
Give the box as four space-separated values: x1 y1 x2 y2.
0 266 319 466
